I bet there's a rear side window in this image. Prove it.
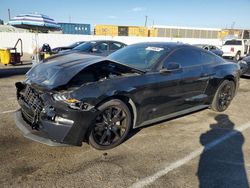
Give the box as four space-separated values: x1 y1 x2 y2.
201 52 215 64
95 42 109 52
201 51 225 64
165 48 203 67
224 40 242 45
214 55 225 64
110 42 124 51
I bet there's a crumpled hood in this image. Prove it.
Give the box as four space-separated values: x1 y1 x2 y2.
26 52 143 90
26 52 105 90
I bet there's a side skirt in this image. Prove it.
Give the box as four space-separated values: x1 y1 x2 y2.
134 105 209 129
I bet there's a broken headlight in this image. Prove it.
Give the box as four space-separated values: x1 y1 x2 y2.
52 93 93 111
53 93 69 101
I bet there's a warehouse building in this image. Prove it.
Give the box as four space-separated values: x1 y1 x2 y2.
153 25 221 39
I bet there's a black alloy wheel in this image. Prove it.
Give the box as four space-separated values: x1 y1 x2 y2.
89 99 131 150
211 80 235 112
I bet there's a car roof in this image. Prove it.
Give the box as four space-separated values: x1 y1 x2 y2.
86 40 126 44
194 44 216 47
130 42 191 50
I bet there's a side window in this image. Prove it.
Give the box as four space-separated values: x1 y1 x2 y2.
164 48 203 68
214 55 225 64
209 46 216 50
110 42 124 51
95 42 108 52
201 52 215 64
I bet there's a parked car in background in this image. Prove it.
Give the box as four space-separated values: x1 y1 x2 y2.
51 41 85 53
194 44 223 56
222 39 250 61
15 42 240 150
69 40 127 56
241 55 250 76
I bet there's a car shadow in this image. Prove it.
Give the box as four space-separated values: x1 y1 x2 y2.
0 67 31 78
197 114 249 188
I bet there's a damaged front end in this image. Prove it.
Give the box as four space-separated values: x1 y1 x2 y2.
15 82 99 146
14 53 142 146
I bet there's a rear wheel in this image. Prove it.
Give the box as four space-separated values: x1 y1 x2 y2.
88 99 132 150
210 80 235 112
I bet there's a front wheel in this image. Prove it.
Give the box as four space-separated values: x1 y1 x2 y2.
210 80 236 112
88 99 132 150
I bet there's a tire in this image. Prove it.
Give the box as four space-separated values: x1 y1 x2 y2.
210 80 236 112
88 99 132 150
234 52 241 61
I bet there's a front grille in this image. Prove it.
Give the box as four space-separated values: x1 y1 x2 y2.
21 108 34 123
19 85 44 125
23 86 43 112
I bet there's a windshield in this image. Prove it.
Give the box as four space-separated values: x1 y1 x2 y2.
73 41 96 51
224 40 242 45
108 44 170 70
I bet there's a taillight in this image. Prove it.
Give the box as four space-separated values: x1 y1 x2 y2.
230 47 234 52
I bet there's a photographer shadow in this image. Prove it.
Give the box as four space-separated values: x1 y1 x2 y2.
197 114 249 188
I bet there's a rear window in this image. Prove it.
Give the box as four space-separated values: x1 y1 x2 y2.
224 40 242 45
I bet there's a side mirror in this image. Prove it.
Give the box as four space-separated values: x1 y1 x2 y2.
160 62 181 73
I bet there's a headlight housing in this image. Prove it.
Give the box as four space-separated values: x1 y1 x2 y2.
52 93 94 111
53 93 70 101
53 92 82 109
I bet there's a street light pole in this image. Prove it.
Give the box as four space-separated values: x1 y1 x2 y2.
8 9 11 21
144 15 148 27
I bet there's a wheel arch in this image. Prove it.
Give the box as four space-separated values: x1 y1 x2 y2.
95 95 138 129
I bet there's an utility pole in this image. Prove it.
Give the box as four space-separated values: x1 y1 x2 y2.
144 15 148 27
8 9 11 21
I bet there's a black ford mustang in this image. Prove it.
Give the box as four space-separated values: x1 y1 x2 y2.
15 42 240 150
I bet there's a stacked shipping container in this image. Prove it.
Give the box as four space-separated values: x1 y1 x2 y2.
59 23 91 35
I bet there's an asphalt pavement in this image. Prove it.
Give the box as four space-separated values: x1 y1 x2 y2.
0 68 250 188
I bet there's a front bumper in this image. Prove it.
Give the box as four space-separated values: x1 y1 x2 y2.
15 83 99 146
222 52 236 58
15 109 70 146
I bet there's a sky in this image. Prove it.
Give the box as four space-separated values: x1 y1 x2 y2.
1 0 250 29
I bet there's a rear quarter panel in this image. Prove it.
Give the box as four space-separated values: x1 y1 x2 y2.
204 61 240 103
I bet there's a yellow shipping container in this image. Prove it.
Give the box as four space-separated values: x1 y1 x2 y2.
95 25 160 37
128 26 148 37
95 25 118 36
148 28 158 37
